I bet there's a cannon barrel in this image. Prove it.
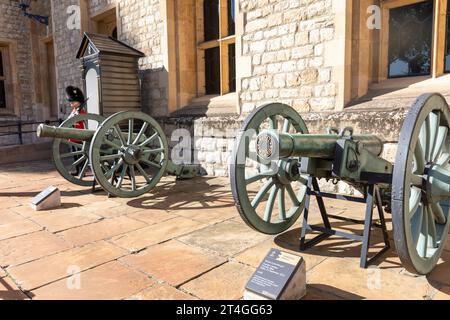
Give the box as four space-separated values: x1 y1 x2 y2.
257 131 384 160
37 124 96 141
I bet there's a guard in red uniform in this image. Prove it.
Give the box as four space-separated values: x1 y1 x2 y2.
65 86 87 176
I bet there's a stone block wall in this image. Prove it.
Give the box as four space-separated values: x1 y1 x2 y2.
51 0 84 118
0 0 51 146
239 0 336 114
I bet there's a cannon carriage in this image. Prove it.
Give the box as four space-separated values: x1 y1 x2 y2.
37 111 199 198
230 93 450 275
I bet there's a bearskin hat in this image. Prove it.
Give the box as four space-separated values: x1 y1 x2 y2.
65 86 85 103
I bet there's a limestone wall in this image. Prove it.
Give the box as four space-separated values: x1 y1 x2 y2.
238 0 336 114
0 0 51 145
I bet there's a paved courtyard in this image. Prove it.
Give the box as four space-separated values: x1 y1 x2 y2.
0 160 449 300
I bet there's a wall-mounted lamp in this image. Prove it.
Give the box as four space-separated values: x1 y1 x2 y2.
16 0 49 26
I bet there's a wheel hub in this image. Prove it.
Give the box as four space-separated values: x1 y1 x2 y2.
276 159 300 185
121 145 142 165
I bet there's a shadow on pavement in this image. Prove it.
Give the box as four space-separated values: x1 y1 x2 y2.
126 177 234 211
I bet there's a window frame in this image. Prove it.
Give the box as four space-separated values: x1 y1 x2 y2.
0 42 18 115
196 0 236 96
380 0 449 81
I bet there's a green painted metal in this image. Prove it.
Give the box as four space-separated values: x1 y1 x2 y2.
256 131 384 159
38 124 96 141
51 114 105 187
37 111 199 197
392 93 450 275
89 111 169 198
230 103 309 235
232 93 450 275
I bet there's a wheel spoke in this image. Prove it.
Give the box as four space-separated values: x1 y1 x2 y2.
135 163 151 183
269 116 278 130
77 159 89 179
432 126 448 162
142 148 164 155
251 179 275 209
286 184 300 206
245 170 276 185
105 159 123 179
116 164 128 189
130 165 137 191
114 125 127 146
282 119 291 133
418 205 429 258
140 132 158 147
430 202 447 225
133 122 149 145
71 155 87 168
414 142 425 173
427 205 438 248
426 112 439 162
412 205 424 246
100 154 122 162
437 153 450 166
141 158 162 169
61 140 83 149
419 122 427 162
410 174 423 187
128 118 134 145
278 187 287 221
61 150 84 158
102 138 121 150
409 187 421 219
263 186 279 222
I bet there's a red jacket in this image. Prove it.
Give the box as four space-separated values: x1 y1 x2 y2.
69 108 87 143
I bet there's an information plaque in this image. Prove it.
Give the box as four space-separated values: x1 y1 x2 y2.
244 249 306 300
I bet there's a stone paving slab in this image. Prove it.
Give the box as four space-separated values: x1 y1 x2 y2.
120 240 226 286
8 241 127 291
180 262 255 300
130 283 198 300
178 220 270 257
0 231 71 268
0 160 449 300
31 261 154 300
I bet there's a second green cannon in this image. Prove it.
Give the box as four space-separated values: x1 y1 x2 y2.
37 111 199 198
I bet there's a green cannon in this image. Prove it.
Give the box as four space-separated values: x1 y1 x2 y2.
37 111 199 198
230 93 450 275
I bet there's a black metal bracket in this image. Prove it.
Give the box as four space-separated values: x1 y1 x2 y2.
18 3 49 26
300 177 391 268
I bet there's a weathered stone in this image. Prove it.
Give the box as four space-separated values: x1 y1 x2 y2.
8 241 126 291
181 262 255 300
0 231 71 268
120 240 226 286
130 283 197 300
31 261 154 300
178 220 269 257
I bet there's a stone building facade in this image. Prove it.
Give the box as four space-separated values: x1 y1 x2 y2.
1 0 450 182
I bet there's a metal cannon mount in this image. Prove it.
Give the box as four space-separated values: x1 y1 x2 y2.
230 93 450 275
37 111 199 198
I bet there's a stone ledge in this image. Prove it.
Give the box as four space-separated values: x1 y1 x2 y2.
0 142 52 165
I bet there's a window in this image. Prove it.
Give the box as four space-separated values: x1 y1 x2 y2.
445 0 450 72
91 7 117 39
198 0 236 95
0 49 5 109
388 1 434 78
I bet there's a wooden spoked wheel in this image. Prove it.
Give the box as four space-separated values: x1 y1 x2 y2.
89 111 169 198
230 103 309 235
392 93 450 275
53 114 105 186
